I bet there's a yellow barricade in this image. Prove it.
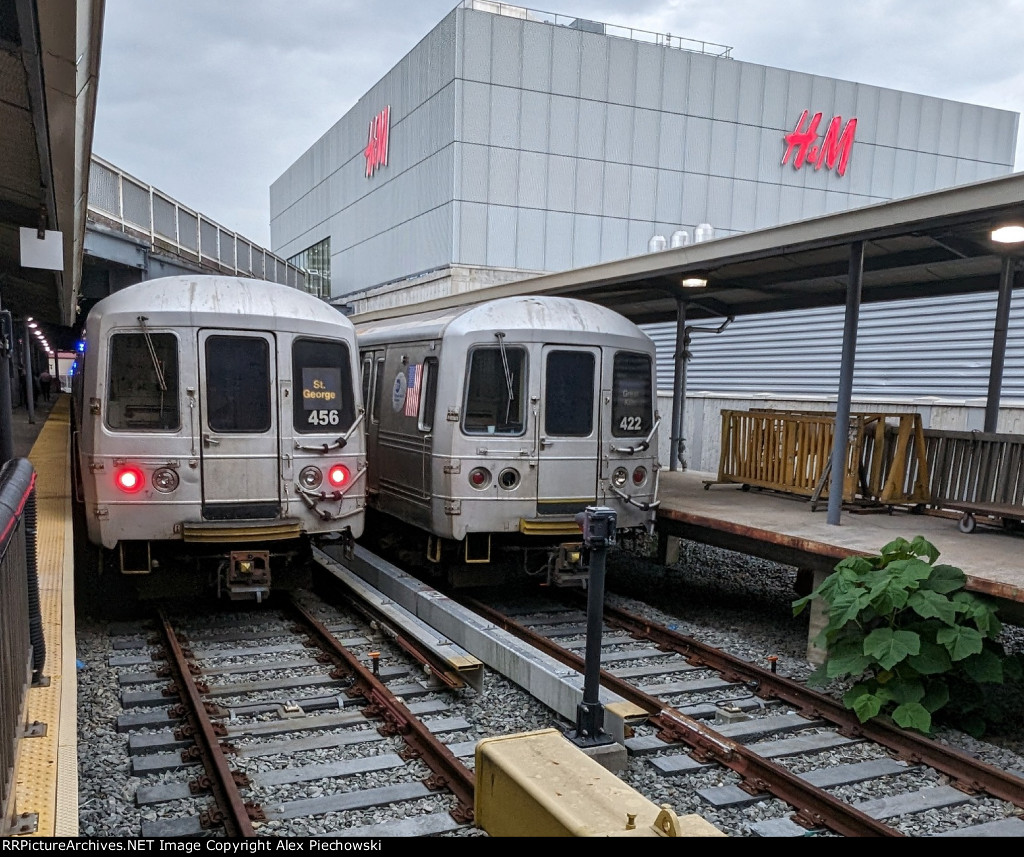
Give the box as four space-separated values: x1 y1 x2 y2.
712 409 930 506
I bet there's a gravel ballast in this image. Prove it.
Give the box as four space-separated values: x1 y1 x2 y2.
77 539 1024 837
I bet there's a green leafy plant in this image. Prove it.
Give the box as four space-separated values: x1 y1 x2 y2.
793 535 1022 736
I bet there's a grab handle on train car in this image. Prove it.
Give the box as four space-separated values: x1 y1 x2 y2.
609 484 661 512
294 409 365 453
611 417 661 455
203 433 220 447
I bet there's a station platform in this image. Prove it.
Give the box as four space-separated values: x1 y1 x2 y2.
656 470 1024 620
7 393 77 836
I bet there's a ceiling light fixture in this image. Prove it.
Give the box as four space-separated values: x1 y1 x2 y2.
991 225 1024 244
682 277 708 288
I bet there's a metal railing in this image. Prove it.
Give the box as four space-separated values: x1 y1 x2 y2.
86 155 309 292
0 459 40 828
912 430 1024 524
461 0 734 57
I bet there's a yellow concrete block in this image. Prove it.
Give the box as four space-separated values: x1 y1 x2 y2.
475 728 725 837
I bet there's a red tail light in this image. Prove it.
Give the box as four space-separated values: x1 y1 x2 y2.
115 466 145 493
327 464 350 488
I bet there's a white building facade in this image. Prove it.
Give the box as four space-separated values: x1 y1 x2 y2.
271 2 1017 299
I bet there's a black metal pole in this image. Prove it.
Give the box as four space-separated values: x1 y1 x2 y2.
827 241 864 526
670 300 687 471
984 257 1014 433
581 542 605 712
570 506 616 747
23 321 35 426
0 309 14 463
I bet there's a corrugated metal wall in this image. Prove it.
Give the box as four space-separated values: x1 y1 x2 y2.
644 290 1024 401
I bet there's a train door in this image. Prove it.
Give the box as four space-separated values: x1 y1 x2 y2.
198 330 281 519
360 350 385 495
536 346 599 514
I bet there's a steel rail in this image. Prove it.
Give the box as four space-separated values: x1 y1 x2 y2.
156 610 256 837
597 599 1024 808
463 596 900 837
284 595 476 823
327 583 463 690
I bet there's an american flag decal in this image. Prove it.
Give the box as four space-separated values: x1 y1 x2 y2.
364 106 390 178
404 363 421 417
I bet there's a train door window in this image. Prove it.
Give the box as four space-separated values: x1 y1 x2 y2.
462 346 526 435
544 350 594 436
360 354 373 417
417 357 438 432
611 351 653 436
372 355 385 423
205 336 271 432
292 338 355 433
105 332 180 431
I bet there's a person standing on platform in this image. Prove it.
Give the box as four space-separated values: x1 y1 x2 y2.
39 369 51 401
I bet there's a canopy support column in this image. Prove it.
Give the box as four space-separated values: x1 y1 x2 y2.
827 241 864 526
984 256 1015 433
669 299 687 471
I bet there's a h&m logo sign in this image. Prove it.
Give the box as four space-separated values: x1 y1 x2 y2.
782 110 857 177
364 106 390 178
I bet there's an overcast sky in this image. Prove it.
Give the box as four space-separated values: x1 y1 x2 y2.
92 0 1024 250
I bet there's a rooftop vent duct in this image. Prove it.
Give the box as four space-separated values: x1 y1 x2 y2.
694 222 715 243
648 234 667 253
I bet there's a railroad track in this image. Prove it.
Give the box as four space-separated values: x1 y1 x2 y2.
107 589 486 837
86 545 1024 837
464 591 1024 837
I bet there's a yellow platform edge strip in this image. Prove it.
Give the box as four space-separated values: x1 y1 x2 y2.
11 398 78 836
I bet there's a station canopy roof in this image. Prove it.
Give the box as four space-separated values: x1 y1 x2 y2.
352 171 1024 326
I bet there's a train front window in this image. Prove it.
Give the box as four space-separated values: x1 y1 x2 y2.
105 332 180 431
545 350 594 437
463 346 526 435
293 338 355 433
612 351 653 436
205 336 271 432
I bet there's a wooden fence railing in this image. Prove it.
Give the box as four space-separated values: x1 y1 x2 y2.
711 409 930 506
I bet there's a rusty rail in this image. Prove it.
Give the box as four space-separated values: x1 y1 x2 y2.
467 594 1024 835
284 595 476 823
155 610 258 836
598 600 1024 810
463 596 897 836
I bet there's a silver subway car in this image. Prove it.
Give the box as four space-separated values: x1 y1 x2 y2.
72 276 366 602
357 295 660 585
